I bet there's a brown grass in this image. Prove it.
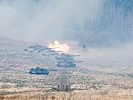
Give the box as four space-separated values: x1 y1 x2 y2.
0 91 133 100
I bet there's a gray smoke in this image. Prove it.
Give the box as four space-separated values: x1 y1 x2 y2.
0 0 132 47
76 0 133 47
0 0 102 41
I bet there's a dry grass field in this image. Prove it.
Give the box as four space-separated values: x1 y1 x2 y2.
0 38 133 100
0 90 133 100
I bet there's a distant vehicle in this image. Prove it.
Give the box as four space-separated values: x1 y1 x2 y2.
26 45 52 52
58 59 84 63
29 67 49 75
55 53 74 61
57 61 76 68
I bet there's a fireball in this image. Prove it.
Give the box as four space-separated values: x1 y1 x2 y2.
48 41 70 53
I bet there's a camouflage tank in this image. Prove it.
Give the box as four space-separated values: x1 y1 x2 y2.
29 67 49 75
57 61 76 68
55 53 74 61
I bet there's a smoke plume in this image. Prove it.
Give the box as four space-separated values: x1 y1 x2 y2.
0 0 132 47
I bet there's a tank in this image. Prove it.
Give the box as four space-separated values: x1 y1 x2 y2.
57 61 76 68
27 45 52 52
29 67 49 75
55 53 74 61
